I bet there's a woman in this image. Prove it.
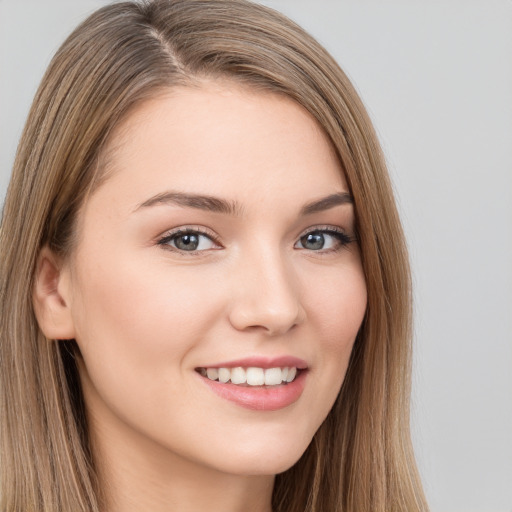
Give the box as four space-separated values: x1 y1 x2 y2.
0 0 428 511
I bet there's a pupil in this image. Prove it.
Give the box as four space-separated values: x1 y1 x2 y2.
303 232 324 250
176 234 199 251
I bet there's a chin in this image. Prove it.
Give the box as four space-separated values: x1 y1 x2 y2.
206 437 311 477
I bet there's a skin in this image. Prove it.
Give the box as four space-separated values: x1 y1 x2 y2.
35 82 367 512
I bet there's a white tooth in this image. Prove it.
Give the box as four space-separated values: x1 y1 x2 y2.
230 367 246 385
206 368 219 380
286 367 297 383
264 367 282 386
281 367 289 382
218 367 231 383
246 367 264 386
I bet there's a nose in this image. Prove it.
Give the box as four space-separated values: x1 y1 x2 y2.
227 248 305 336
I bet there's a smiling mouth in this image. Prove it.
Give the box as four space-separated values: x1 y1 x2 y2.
196 366 300 386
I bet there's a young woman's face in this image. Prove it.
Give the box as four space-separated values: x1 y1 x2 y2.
64 82 367 477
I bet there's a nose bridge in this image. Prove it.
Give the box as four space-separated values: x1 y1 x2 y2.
228 243 304 335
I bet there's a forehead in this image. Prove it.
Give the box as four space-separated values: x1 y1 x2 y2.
86 81 347 217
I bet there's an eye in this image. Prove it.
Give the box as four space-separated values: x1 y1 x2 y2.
158 229 219 252
295 228 352 252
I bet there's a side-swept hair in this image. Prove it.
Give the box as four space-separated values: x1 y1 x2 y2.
0 1 428 510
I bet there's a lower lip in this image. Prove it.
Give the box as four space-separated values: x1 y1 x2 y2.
199 371 307 411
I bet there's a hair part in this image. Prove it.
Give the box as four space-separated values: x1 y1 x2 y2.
0 1 428 510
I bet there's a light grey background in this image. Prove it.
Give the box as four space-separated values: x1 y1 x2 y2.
1 1 511 511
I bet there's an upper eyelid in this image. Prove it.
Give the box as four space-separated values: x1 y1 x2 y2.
301 225 344 233
299 225 352 238
158 225 218 240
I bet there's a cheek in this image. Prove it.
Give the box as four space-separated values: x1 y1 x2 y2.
297 257 367 408
306 261 367 348
69 248 226 374
68 251 230 434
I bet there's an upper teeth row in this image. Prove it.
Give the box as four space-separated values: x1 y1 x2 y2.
200 366 298 386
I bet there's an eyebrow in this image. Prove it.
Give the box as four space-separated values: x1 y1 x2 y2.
135 191 243 216
300 192 353 215
135 190 353 216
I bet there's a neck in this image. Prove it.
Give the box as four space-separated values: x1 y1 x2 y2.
104 460 274 512
90 414 274 512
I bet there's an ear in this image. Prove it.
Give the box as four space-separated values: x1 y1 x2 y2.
33 246 76 340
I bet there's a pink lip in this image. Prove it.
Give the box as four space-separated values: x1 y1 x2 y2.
198 370 307 411
198 355 308 370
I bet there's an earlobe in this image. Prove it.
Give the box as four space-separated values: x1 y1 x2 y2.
33 247 76 340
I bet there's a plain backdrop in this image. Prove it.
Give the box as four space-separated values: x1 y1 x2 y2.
1 1 511 511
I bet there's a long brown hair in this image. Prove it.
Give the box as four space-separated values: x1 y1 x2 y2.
0 1 428 510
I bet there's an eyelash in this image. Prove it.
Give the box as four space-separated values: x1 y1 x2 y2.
296 226 354 254
156 225 354 255
157 227 221 255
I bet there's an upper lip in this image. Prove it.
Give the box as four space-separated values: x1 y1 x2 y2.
197 355 308 370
